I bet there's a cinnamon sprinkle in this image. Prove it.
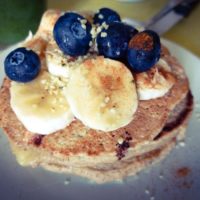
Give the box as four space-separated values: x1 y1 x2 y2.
176 167 191 178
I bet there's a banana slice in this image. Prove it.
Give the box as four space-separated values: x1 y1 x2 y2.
65 57 138 132
36 9 62 38
135 58 176 100
45 40 96 78
45 40 72 78
10 71 74 135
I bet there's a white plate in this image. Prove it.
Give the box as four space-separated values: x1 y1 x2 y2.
0 40 200 200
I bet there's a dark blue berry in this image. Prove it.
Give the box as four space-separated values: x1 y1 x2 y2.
4 47 41 83
93 8 121 25
53 12 92 56
124 23 138 41
97 22 136 60
127 30 161 72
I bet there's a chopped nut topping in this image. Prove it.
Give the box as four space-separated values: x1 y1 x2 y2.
117 137 124 145
41 79 47 84
90 27 97 38
100 102 106 108
96 26 102 34
102 22 109 30
98 14 104 19
81 24 86 29
80 19 87 24
89 41 93 47
42 75 68 97
104 96 110 103
110 108 116 114
101 32 107 37
32 104 38 108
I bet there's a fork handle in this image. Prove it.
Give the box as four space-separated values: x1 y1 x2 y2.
145 0 183 27
174 0 200 17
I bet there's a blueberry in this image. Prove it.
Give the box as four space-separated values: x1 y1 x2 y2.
127 30 161 72
93 8 121 25
97 22 136 60
53 12 92 56
4 47 41 83
124 23 138 40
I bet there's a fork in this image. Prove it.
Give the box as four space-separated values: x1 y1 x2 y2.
123 0 199 29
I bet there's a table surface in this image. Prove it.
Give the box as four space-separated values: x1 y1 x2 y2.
47 0 200 57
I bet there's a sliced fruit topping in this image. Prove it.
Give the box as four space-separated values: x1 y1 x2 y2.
96 22 138 60
10 71 74 135
4 47 40 83
93 7 121 25
127 30 161 72
135 60 176 100
65 57 138 132
53 12 92 56
45 39 96 78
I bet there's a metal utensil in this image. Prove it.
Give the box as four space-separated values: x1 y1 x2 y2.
123 0 200 35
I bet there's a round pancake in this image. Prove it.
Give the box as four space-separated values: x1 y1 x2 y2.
0 52 190 159
0 10 193 183
41 139 177 183
8 122 188 183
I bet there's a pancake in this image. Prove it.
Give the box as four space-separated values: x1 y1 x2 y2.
7 91 192 183
0 9 193 183
0 55 191 156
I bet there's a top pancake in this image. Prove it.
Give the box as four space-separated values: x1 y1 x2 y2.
0 10 190 159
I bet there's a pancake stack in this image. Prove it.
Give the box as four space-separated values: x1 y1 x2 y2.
0 10 193 183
